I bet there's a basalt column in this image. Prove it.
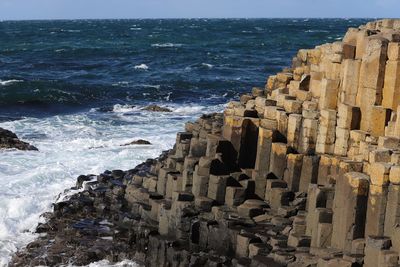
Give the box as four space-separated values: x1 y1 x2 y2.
331 172 369 252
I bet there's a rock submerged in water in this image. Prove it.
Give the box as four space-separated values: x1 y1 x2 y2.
121 139 152 146
142 104 172 112
0 127 38 151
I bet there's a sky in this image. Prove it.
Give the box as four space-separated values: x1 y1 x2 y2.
0 0 399 20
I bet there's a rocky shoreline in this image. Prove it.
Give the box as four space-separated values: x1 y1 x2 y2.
0 127 38 151
10 19 400 266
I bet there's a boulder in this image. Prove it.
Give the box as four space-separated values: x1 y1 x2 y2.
0 127 38 151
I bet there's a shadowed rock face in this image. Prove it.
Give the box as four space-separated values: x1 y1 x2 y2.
0 127 38 151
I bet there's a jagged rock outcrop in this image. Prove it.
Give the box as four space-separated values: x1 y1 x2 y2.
0 127 38 151
121 139 152 146
142 105 172 112
11 19 400 267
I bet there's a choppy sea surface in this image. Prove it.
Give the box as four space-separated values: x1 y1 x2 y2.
0 18 369 266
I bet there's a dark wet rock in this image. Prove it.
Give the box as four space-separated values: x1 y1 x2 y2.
97 106 115 112
88 145 106 150
97 105 136 113
112 170 125 179
76 175 93 189
35 223 51 233
0 127 38 151
121 139 152 146
97 173 112 183
142 104 172 112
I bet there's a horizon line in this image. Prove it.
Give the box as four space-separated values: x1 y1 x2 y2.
0 17 382 22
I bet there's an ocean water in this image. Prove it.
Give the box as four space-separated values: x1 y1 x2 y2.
0 18 369 266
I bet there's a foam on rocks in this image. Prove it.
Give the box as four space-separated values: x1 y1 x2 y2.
10 19 400 267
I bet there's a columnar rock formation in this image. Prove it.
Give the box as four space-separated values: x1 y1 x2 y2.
11 19 400 267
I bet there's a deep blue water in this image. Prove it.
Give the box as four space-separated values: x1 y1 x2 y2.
0 18 370 118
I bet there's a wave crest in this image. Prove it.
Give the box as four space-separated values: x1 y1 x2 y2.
151 43 182 48
201 63 214 69
134 64 149 70
0 80 23 86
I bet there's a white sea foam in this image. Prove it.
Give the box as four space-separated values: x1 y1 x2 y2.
201 93 228 100
151 43 182 48
201 63 214 69
164 92 172 101
170 103 225 114
134 64 149 70
61 29 81 33
112 104 139 113
141 84 160 89
0 101 226 265
80 259 141 267
0 79 23 86
112 81 130 87
305 29 329 33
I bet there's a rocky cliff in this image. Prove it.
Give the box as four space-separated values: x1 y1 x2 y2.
11 19 400 267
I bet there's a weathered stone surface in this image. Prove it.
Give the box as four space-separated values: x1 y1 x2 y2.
331 172 369 252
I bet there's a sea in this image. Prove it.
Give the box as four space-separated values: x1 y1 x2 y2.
0 18 370 266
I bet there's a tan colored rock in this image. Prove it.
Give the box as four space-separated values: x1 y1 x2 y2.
299 155 320 193
355 29 370 60
284 99 303 114
370 106 391 137
384 183 400 237
388 42 400 60
339 59 361 105
378 136 400 149
264 105 281 120
364 236 392 267
317 258 352 267
382 60 400 110
343 28 359 46
369 148 392 163
357 36 389 132
389 165 400 184
276 110 289 136
319 78 340 110
283 153 303 192
365 184 389 237
225 186 246 207
287 114 302 150
369 162 392 186
192 167 209 197
269 143 288 179
331 172 369 252
266 75 277 91
337 104 361 129
236 233 261 258
334 127 350 156
207 175 229 204
310 71 323 98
